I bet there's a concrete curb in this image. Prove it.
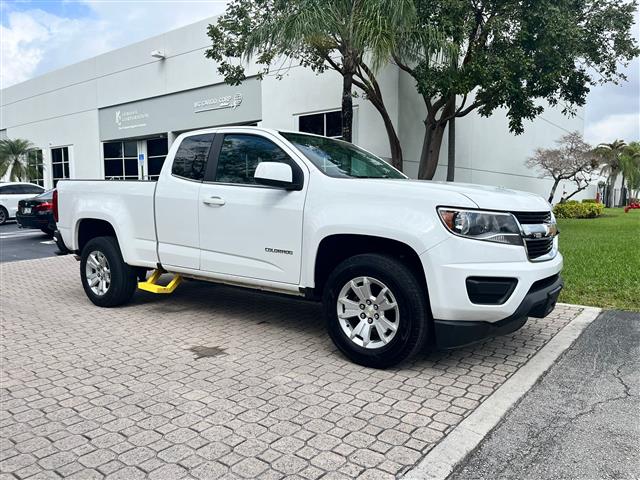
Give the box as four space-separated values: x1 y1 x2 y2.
402 306 602 480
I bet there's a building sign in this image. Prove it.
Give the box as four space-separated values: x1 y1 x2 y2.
194 93 243 113
115 109 150 131
98 79 261 141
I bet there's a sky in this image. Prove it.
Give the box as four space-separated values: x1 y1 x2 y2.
1 0 638 145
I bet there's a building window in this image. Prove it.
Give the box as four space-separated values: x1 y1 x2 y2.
103 141 138 180
171 134 213 181
146 138 168 180
51 147 70 187
299 110 342 138
214 134 292 185
27 149 44 187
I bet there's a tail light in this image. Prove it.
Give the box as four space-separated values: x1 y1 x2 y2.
53 189 59 222
34 202 53 213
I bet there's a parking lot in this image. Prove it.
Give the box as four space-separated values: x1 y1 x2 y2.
0 222 58 263
0 255 584 479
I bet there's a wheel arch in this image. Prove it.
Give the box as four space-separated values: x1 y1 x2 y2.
76 218 118 254
311 234 429 302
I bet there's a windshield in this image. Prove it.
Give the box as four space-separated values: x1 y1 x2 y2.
280 132 406 179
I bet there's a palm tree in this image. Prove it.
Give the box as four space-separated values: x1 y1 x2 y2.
0 138 38 182
244 0 423 165
595 139 627 207
621 142 640 202
208 0 452 170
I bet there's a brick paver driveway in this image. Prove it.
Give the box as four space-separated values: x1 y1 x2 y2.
1 257 581 479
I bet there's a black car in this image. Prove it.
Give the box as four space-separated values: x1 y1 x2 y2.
16 189 56 237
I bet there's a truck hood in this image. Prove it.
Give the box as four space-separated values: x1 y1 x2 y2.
360 179 551 212
421 181 551 211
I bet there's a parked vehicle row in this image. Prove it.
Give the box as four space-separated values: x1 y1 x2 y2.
0 182 45 225
56 127 563 368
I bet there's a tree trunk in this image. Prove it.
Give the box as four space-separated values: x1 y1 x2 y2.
418 119 446 180
446 113 456 182
341 72 354 143
368 98 403 171
418 98 455 180
620 172 626 206
548 178 561 203
607 172 619 207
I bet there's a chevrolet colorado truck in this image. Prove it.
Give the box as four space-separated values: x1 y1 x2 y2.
55 127 563 368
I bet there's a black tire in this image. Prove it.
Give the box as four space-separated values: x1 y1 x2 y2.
323 254 430 369
80 236 137 307
40 227 55 237
0 207 7 225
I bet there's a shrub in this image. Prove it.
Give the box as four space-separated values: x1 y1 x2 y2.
554 201 604 218
581 199 597 203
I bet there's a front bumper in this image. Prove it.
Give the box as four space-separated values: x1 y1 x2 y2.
433 274 563 348
420 235 563 322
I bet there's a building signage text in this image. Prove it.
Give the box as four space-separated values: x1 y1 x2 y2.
194 93 243 113
115 109 149 130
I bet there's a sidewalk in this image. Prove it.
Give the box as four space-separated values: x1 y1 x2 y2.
449 310 640 480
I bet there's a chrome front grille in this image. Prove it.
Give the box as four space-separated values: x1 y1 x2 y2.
524 237 554 259
511 211 552 225
511 210 557 261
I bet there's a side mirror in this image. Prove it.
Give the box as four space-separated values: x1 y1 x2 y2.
254 162 300 190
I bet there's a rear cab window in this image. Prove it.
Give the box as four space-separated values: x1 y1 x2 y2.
172 134 215 181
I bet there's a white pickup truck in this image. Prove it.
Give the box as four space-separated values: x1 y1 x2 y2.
56 127 563 368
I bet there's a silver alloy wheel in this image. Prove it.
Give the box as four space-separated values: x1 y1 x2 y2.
336 276 400 349
85 250 111 296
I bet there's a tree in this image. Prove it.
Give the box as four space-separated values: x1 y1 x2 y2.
0 139 38 182
205 0 447 170
596 139 627 207
620 142 640 202
393 0 639 180
526 132 599 203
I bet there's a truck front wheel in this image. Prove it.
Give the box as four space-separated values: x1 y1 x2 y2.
323 254 430 368
80 236 137 307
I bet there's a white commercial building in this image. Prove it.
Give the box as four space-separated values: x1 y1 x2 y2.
1 16 590 202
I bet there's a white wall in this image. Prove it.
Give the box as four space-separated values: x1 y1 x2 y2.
6 111 101 186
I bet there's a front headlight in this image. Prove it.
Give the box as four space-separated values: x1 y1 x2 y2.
437 208 523 246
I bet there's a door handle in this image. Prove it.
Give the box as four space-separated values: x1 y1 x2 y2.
203 196 226 207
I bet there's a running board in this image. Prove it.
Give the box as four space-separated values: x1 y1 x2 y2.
138 269 182 294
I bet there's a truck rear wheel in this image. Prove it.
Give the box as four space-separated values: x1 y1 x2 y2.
80 236 137 307
323 254 430 369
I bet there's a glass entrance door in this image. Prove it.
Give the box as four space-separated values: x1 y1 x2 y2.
145 138 168 180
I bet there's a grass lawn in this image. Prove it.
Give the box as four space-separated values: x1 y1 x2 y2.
557 208 640 311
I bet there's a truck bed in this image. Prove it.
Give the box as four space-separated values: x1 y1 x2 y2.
57 180 159 267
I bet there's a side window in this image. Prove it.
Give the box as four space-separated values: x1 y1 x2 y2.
20 185 44 194
1 185 19 194
172 134 214 181
215 134 292 185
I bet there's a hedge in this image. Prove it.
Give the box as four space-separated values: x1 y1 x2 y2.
553 201 604 218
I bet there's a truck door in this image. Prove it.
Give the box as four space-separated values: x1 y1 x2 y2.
198 132 307 285
155 133 215 270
